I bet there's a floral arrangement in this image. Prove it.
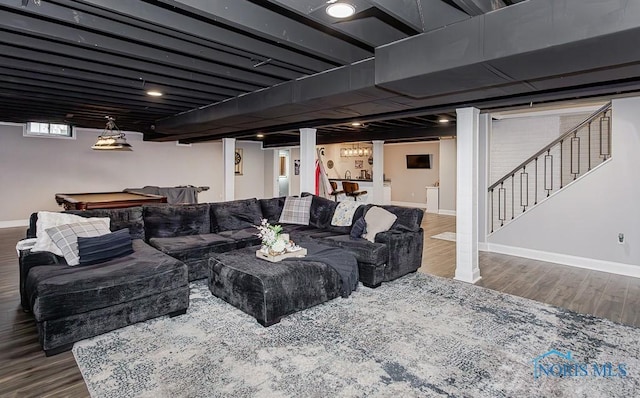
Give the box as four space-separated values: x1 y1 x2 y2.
255 219 287 254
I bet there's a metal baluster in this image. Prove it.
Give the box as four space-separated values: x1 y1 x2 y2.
588 121 591 171
490 189 494 233
544 150 553 197
571 133 580 179
520 166 528 212
560 139 563 189
534 157 538 205
511 175 514 220
498 182 506 227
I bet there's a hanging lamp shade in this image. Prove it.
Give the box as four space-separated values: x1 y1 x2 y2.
91 116 132 151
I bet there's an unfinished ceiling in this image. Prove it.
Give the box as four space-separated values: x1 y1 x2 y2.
1 0 639 147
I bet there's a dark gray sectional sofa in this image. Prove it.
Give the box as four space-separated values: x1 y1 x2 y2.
19 193 424 355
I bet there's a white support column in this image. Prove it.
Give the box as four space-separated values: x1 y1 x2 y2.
478 113 491 247
222 138 236 201
372 140 385 204
455 107 481 284
299 128 317 195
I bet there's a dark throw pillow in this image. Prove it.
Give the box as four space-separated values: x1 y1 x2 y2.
77 228 134 266
350 216 367 240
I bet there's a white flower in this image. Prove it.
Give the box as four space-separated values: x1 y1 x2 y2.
271 238 286 253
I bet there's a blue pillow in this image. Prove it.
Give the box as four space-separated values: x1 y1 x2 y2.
77 228 133 265
350 216 367 240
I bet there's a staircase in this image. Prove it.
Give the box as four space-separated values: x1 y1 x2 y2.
488 103 612 233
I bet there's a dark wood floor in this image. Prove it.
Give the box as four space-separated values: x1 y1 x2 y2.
1 214 639 397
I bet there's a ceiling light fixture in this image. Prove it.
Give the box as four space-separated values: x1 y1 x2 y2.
147 90 163 97
92 116 132 151
326 2 355 18
256 133 265 138
351 122 362 127
438 118 450 123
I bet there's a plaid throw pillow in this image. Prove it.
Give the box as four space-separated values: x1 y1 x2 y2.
46 220 111 266
278 196 312 225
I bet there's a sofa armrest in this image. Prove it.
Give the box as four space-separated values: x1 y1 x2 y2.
375 229 424 281
19 249 63 311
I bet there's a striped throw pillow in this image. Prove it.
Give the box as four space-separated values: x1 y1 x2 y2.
77 228 133 266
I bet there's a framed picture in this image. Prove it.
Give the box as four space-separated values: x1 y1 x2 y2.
294 159 300 175
235 149 243 175
355 159 363 169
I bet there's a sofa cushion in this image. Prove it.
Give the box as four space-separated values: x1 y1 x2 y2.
144 204 210 239
259 197 285 224
78 228 134 266
363 206 397 243
279 196 312 225
45 220 112 266
308 195 338 229
148 234 236 263
381 205 425 232
210 198 263 232
25 239 187 321
217 227 262 249
65 207 146 240
316 235 388 265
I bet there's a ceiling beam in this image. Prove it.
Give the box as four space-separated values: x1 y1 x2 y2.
156 0 373 64
446 0 507 16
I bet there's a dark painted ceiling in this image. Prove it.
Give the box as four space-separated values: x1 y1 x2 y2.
2 0 639 148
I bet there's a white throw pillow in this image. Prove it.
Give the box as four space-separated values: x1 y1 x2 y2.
46 220 111 266
278 196 312 225
362 206 397 243
31 211 111 256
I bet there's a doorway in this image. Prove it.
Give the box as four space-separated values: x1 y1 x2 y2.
278 149 290 196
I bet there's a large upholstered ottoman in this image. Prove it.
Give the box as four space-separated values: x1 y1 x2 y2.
208 244 357 326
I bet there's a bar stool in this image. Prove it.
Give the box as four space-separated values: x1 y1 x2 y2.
342 182 368 201
329 181 344 201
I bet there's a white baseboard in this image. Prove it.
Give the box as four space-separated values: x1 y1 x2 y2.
0 219 29 229
438 209 456 216
478 242 489 251
486 243 640 279
390 201 427 209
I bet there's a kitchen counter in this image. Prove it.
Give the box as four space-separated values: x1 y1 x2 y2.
328 179 391 204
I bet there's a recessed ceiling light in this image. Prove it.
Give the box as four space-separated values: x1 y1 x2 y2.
351 122 362 127
438 118 450 123
147 90 163 97
256 133 264 138
326 2 355 18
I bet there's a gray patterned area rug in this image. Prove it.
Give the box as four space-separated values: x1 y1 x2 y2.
73 274 640 397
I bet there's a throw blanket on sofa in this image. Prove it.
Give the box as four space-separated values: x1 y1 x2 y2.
288 242 359 298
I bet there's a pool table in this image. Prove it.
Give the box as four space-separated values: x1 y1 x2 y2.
55 191 167 210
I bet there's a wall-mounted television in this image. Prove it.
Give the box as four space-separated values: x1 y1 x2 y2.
406 154 432 169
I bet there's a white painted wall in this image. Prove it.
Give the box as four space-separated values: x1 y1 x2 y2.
383 142 440 203
439 138 457 213
0 124 226 224
488 97 640 267
235 141 266 199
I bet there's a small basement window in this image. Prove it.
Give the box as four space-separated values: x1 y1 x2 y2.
24 122 74 139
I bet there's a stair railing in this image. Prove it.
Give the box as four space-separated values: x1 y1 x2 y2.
488 103 612 233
